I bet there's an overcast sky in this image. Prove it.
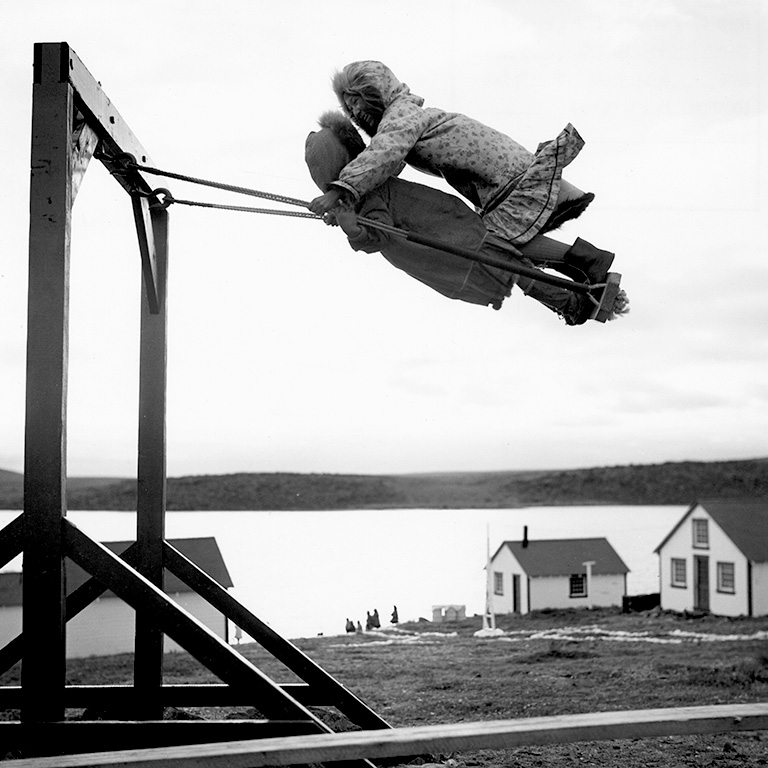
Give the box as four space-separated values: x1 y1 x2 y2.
1 0 766 478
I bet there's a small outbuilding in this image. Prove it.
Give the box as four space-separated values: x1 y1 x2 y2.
488 532 629 615
432 604 466 623
654 499 768 617
0 536 233 658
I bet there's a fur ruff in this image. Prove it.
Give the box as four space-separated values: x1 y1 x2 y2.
539 192 595 234
331 70 384 136
316 111 365 159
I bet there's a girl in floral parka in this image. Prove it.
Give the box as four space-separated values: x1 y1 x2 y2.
308 60 595 249
307 112 626 324
306 111 595 322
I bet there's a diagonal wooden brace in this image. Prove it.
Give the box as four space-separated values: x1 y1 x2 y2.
131 191 161 315
164 541 392 732
62 519 331 725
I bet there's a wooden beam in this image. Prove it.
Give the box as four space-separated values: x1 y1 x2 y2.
0 513 24 569
71 109 99 202
134 203 169 711
37 43 161 304
52 42 154 190
0 720 319 759
164 542 392 731
0 683 322 710
130 193 161 315
3 703 767 768
0 544 140 675
23 41 74 724
63 520 332 726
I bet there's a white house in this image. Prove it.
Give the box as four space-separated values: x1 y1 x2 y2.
488 533 629 615
0 537 233 658
654 499 768 617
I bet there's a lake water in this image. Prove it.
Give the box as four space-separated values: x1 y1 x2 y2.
0 506 686 640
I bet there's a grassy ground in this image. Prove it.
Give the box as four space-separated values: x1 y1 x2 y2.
2 608 767 765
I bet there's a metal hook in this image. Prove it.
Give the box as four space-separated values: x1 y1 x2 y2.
112 152 137 171
150 187 174 210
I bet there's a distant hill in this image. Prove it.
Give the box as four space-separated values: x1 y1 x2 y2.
1 458 766 510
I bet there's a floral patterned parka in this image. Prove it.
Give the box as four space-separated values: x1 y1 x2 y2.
331 60 585 246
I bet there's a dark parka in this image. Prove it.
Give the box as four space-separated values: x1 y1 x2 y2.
306 113 521 309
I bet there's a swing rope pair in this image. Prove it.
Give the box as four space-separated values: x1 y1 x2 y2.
111 154 592 296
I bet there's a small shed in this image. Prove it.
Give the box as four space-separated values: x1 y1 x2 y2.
432 605 467 623
488 534 629 615
654 499 768 617
0 536 233 658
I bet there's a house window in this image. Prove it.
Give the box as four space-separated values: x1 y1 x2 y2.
569 574 587 598
717 562 735 594
692 519 709 549
671 558 687 588
493 571 503 595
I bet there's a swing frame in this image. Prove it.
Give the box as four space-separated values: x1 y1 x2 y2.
0 42 388 761
1 40 762 768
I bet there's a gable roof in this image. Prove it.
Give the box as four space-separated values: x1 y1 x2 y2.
491 538 629 577
654 499 768 562
0 536 233 608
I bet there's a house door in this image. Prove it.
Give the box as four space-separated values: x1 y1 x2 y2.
512 575 520 613
694 555 709 611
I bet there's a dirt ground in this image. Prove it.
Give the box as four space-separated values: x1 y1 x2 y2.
269 609 768 768
2 608 768 766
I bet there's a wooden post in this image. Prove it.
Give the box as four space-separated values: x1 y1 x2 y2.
21 42 74 723
134 203 169 717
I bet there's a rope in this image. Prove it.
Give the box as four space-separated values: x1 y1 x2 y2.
162 195 320 219
128 161 311 209
121 159 591 295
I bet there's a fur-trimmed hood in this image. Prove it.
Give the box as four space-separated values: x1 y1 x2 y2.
332 61 423 135
305 111 366 191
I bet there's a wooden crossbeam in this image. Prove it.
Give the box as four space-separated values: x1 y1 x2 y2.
0 684 323 710
3 703 767 768
38 42 162 312
0 720 319 758
56 43 154 188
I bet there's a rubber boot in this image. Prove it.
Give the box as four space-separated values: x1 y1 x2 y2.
560 237 615 284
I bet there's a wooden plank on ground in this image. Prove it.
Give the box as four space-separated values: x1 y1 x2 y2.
3 703 767 768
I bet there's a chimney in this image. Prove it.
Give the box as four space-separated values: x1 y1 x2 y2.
522 526 528 548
